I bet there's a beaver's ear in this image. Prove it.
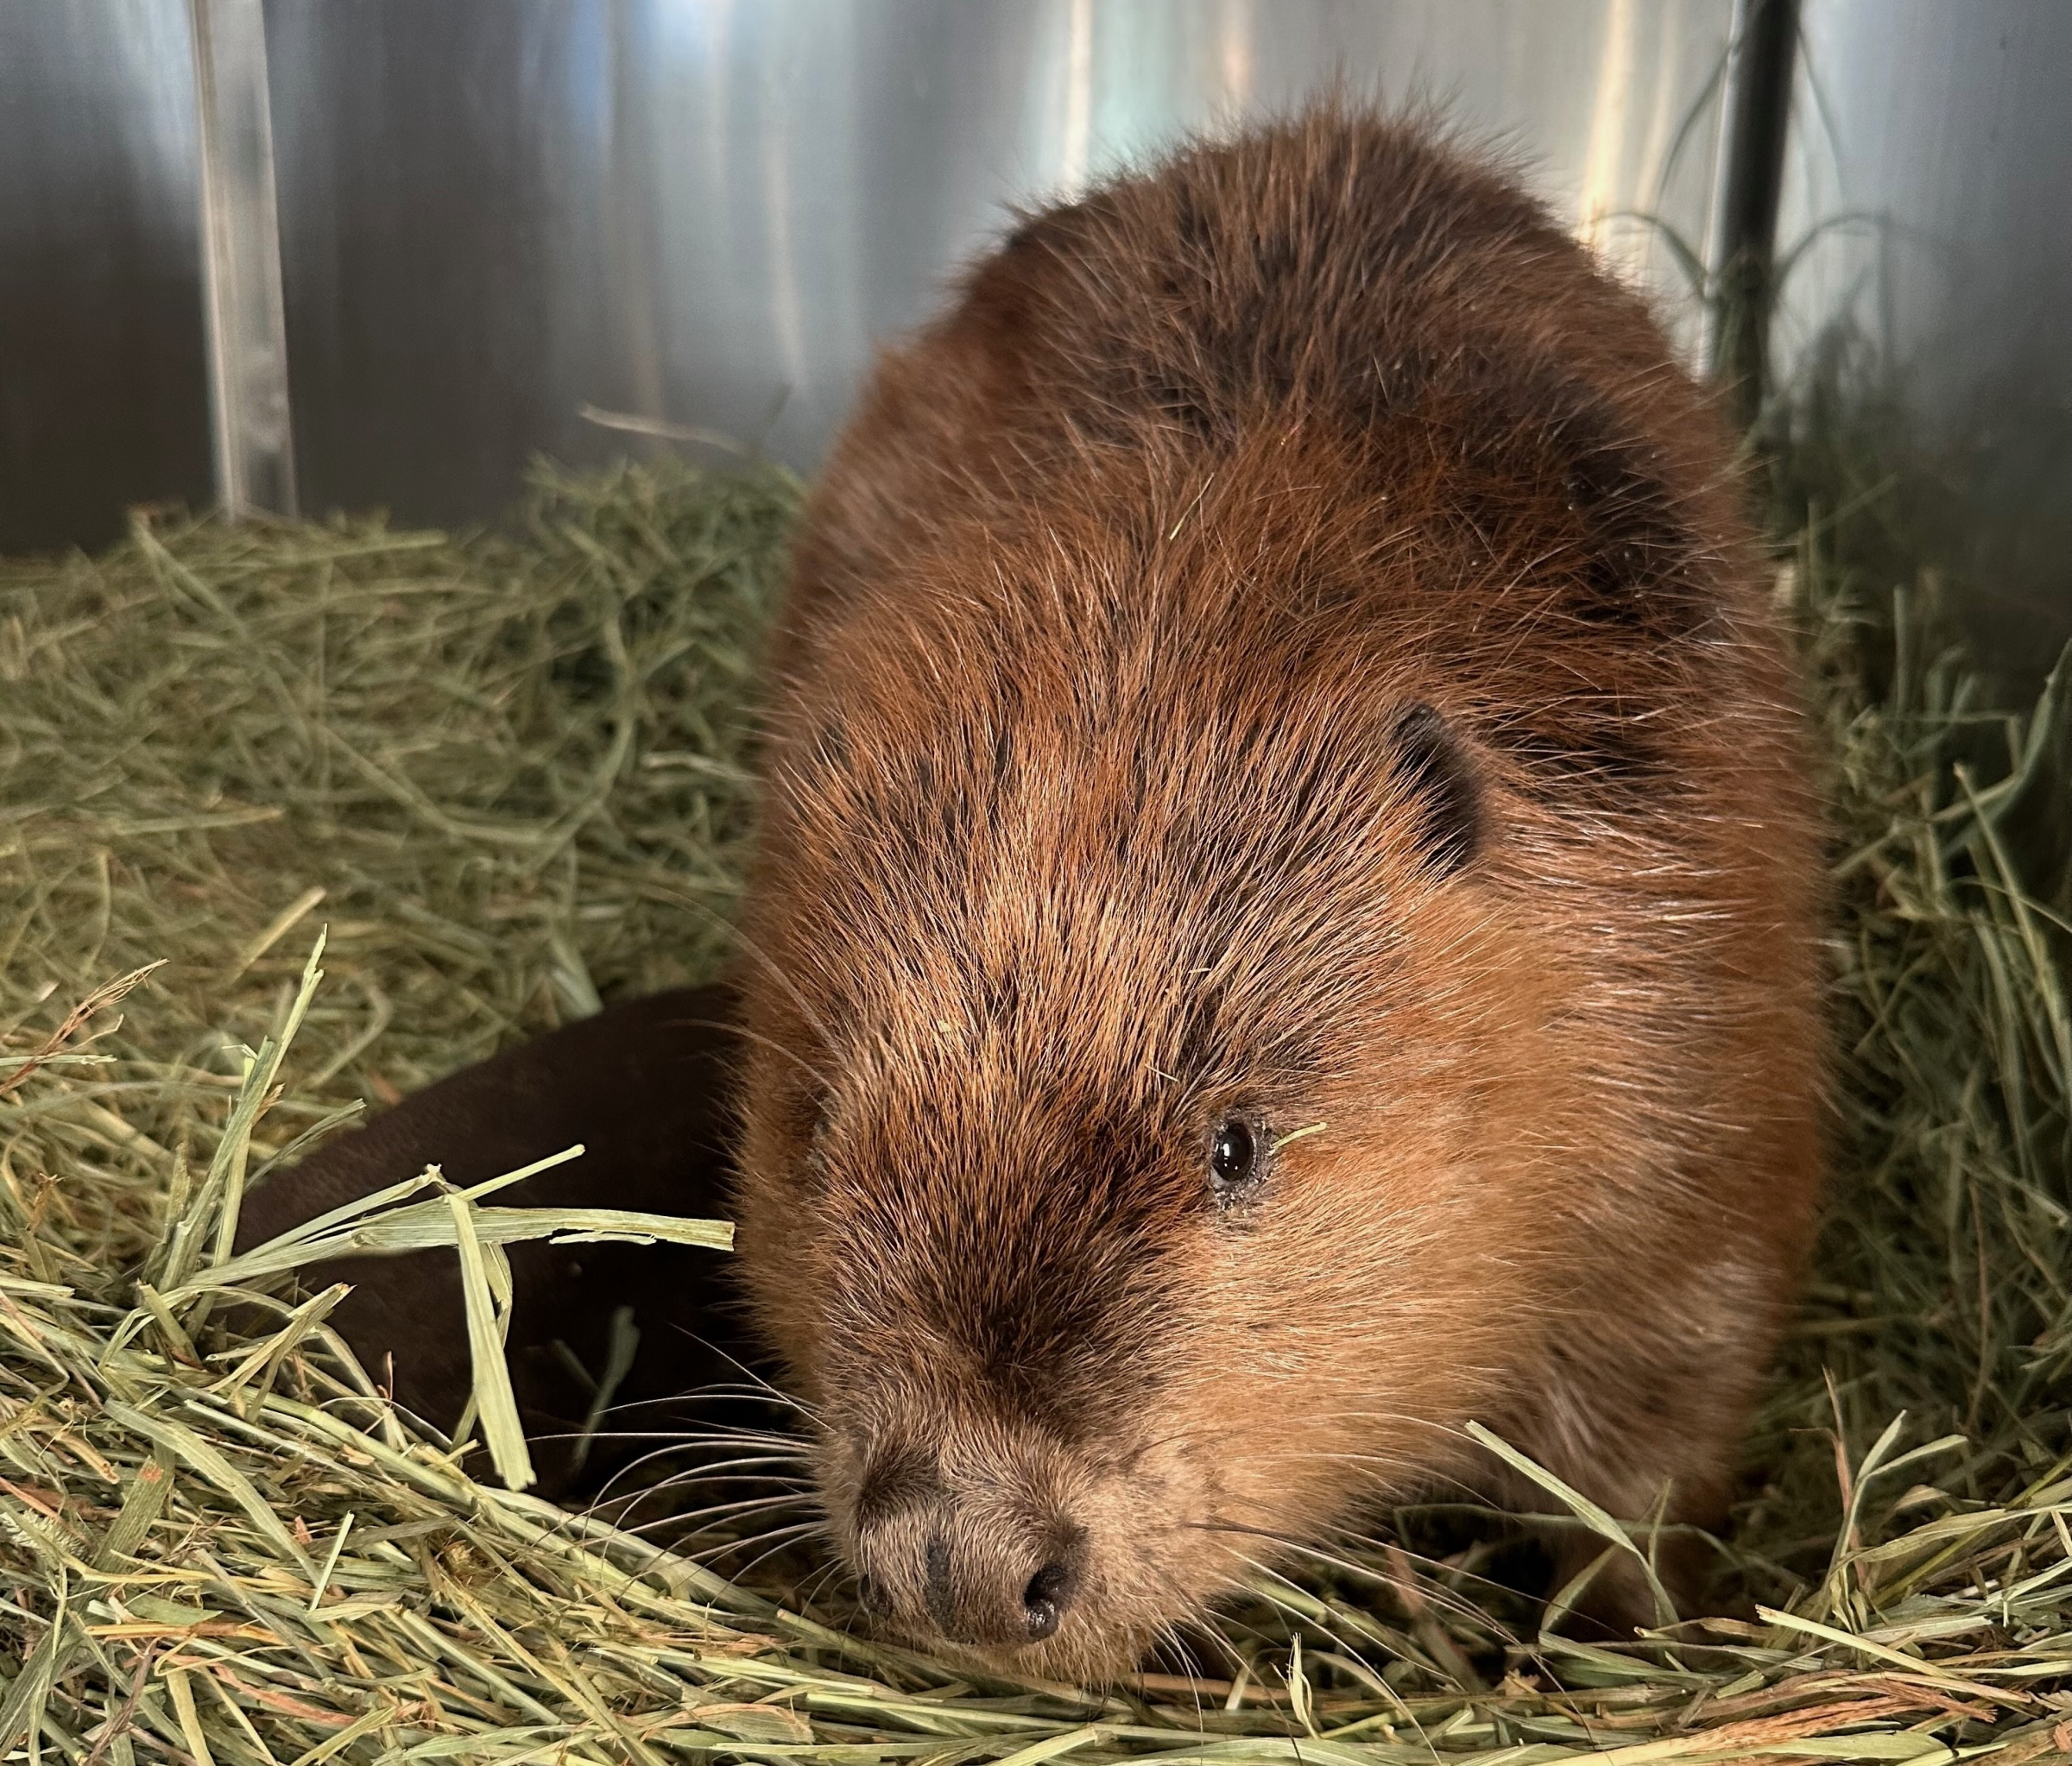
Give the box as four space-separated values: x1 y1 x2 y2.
1391 703 1482 879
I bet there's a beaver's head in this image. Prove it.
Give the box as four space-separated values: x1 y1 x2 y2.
730 478 1574 1678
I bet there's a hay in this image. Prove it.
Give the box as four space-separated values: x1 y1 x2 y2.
2 450 2069 1764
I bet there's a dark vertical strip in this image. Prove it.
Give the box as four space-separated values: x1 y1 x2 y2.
1709 0 1800 430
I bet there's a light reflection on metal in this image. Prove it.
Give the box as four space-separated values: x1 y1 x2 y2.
260 1 1740 527
190 0 295 518
1773 0 2072 683
1575 0 1638 250
7 0 2058 666
1059 0 1097 198
8 0 1753 541
0 0 211 552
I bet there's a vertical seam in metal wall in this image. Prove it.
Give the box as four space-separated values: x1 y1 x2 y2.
191 0 296 518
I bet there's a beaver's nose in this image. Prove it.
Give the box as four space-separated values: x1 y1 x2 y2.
917 1522 1083 1645
1017 1556 1078 1642
852 1480 1084 1648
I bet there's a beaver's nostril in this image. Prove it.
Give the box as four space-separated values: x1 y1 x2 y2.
1022 1560 1074 1641
922 1528 957 1636
860 1496 1083 1648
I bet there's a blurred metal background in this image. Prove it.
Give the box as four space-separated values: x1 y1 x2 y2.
258 0 1740 526
1772 0 2072 681
0 1 212 552
3 0 1741 550
1 0 2066 679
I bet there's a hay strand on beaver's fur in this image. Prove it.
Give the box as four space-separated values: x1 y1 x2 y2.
2 451 2068 1763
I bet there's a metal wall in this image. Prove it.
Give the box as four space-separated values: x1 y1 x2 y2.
1775 0 2072 424
3 0 1740 546
1772 0 2072 682
0 2 212 553
264 0 1739 527
4 0 2066 644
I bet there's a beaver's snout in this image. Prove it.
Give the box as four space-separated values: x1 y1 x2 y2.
846 1443 1090 1649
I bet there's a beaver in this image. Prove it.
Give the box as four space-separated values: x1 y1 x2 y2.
731 109 1825 1678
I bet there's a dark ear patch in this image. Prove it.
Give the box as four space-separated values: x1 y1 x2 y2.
1392 703 1481 877
1418 358 1714 643
1553 397 1709 634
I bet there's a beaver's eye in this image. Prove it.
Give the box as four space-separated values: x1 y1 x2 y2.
1209 1119 1259 1200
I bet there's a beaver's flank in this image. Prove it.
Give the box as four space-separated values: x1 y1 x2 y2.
730 106 1825 1678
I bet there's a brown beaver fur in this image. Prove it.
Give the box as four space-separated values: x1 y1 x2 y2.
232 986 762 1500
731 108 1825 1678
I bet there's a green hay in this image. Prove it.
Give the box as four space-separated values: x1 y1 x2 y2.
1 451 2068 1764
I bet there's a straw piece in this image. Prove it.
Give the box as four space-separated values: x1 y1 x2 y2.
445 1188 534 1493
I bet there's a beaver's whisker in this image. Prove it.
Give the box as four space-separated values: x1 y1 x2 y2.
609 1499 824 1548
793 1555 853 1617
604 1471 815 1519
1273 1531 1528 1638
579 1384 809 1422
525 1428 810 1466
636 1347 826 1425
648 894 835 1051
674 1016 834 1093
641 1472 812 1508
1189 1508 1502 1630
685 1519 834 1573
622 1487 817 1526
584 1435 798 1506
603 1449 812 1480
1147 1616 1213 1705
1224 1553 1393 1681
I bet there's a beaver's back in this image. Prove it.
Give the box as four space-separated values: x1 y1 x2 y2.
775 111 1786 809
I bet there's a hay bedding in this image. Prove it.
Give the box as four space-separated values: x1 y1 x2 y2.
0 451 2068 1766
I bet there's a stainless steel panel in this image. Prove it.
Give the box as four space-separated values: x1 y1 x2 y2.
1775 0 2072 678
262 0 641 525
193 0 297 516
265 0 1740 528
0 1 213 553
